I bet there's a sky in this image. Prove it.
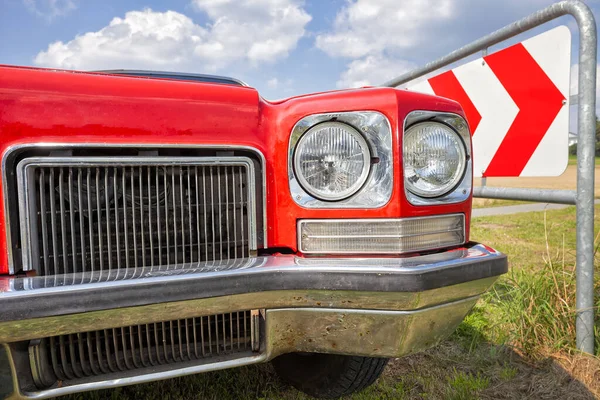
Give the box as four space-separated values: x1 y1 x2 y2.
1 0 599 107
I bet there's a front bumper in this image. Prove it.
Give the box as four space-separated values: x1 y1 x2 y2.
1 243 507 399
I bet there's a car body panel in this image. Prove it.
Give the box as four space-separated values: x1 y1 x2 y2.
0 65 471 274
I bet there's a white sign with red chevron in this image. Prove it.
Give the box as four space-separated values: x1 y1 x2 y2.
408 26 571 178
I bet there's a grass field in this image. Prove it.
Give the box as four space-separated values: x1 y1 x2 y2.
74 205 600 400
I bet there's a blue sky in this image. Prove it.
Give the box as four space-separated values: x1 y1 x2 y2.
1 0 599 103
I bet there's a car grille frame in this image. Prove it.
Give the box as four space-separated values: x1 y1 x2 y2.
16 156 257 276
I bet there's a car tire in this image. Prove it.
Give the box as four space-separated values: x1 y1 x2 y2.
272 353 389 399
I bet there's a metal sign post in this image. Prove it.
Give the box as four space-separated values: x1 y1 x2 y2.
382 1 597 354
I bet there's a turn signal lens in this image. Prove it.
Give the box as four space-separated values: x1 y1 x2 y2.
403 122 467 198
298 214 465 254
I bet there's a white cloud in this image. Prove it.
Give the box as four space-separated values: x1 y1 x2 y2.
267 78 279 89
35 10 207 71
191 0 311 64
316 0 454 59
23 0 77 21
318 0 454 89
336 54 416 88
35 0 311 72
320 0 568 91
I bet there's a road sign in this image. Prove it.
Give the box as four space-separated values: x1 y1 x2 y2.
408 26 571 177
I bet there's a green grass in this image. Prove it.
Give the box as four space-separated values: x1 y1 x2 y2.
569 154 577 166
446 370 490 400
499 366 518 381
470 205 600 356
70 206 600 399
568 155 600 166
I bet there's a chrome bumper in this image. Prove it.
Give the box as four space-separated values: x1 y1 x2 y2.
0 243 507 399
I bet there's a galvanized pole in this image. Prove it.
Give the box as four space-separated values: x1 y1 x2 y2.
572 1 597 354
382 1 597 353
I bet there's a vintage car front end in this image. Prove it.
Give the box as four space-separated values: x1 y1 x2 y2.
0 65 507 399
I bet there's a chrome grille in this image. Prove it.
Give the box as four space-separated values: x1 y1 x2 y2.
29 311 256 388
17 157 256 275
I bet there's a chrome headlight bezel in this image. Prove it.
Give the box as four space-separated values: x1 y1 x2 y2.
403 111 472 205
289 111 393 209
293 121 372 201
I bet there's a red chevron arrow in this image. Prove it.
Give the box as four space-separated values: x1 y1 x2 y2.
482 43 565 177
429 70 482 134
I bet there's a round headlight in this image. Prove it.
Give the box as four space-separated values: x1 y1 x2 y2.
403 122 467 198
294 121 371 201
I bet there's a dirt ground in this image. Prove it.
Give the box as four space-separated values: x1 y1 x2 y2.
381 342 600 400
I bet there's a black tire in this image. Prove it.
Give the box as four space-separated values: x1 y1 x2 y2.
272 353 389 399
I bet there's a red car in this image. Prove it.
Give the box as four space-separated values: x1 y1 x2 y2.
0 66 507 399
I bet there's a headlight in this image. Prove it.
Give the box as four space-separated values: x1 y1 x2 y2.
403 122 467 198
294 121 371 201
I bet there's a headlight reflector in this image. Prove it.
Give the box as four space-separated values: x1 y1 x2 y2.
403 122 467 198
294 122 371 201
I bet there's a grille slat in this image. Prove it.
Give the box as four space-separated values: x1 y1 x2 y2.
68 170 77 272
202 168 208 261
49 337 62 380
77 333 91 377
131 168 139 269
49 170 59 275
179 167 185 264
19 158 254 276
58 169 68 273
39 170 50 274
148 168 154 266
68 334 83 378
78 170 87 273
225 169 230 260
105 169 112 271
139 168 146 267
122 327 132 370
187 169 193 266
58 335 74 379
87 171 95 272
239 168 245 256
96 169 104 272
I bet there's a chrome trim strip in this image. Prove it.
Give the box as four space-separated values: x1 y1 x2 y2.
2 143 268 275
93 70 250 87
297 214 466 254
402 111 472 205
288 111 393 209
20 353 268 399
0 244 507 326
